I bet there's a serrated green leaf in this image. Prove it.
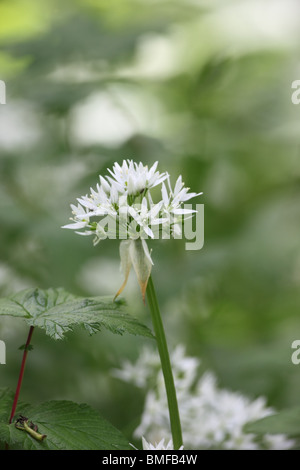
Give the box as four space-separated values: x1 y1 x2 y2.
244 408 300 437
0 388 13 421
0 389 131 450
0 287 153 340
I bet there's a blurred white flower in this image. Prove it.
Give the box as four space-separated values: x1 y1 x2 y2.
113 345 295 451
112 346 161 388
142 437 183 450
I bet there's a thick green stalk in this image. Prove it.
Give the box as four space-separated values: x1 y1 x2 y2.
146 275 183 449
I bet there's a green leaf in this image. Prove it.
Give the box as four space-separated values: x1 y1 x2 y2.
0 389 18 447
0 389 131 450
0 287 153 340
244 408 300 437
18 344 34 351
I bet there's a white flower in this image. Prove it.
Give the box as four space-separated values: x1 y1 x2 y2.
62 160 200 244
113 346 295 451
160 176 202 238
162 175 202 215
62 160 201 299
112 346 161 388
142 437 183 450
62 203 90 230
128 198 168 239
107 160 169 196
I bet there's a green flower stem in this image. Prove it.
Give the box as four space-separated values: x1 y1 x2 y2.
146 275 183 450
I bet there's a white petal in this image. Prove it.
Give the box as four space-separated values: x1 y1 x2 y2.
70 203 86 215
179 191 203 202
128 160 134 172
106 176 123 192
141 239 154 265
142 225 154 239
110 184 119 204
76 209 105 218
128 206 138 220
149 202 162 221
161 182 169 206
150 173 168 187
75 230 94 236
127 174 135 194
174 175 183 196
61 221 87 229
77 197 96 210
148 161 158 178
99 175 111 194
141 197 148 216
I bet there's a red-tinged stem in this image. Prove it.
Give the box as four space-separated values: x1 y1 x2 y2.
9 326 35 424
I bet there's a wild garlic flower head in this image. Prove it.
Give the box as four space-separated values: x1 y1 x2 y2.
113 346 295 451
62 159 201 243
62 160 202 301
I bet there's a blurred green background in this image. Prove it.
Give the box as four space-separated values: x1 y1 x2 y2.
1 0 300 442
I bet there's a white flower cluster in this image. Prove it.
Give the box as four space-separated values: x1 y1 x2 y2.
130 437 183 450
113 346 294 450
141 437 183 450
62 160 201 245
